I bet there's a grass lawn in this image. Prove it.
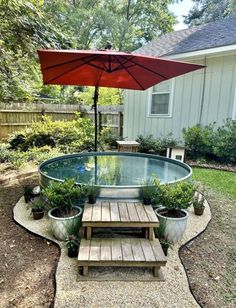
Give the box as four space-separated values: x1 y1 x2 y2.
192 167 236 200
180 167 236 307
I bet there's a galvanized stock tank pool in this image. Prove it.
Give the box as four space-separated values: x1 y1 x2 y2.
39 152 192 199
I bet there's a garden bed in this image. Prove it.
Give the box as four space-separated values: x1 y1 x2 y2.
0 177 59 308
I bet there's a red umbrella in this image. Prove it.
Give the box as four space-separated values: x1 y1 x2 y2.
38 48 204 150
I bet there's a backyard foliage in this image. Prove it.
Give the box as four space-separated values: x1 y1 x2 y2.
184 0 236 26
136 134 178 155
8 114 94 153
183 119 236 162
0 0 177 104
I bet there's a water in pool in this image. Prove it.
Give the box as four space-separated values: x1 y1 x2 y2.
41 154 189 186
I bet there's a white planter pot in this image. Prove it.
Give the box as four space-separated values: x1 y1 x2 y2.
155 208 189 243
48 206 83 241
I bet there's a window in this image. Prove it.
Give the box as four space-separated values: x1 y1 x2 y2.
149 80 173 116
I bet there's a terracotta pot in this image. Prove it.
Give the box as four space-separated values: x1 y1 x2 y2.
24 194 33 203
161 243 169 256
88 196 96 204
194 207 204 216
143 198 151 205
68 247 78 258
32 209 44 220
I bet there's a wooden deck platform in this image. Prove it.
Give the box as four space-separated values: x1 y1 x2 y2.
82 201 159 240
78 238 167 277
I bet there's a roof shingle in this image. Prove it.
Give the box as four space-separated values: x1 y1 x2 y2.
135 17 236 57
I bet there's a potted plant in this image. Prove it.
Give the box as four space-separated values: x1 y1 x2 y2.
87 185 100 204
43 179 83 241
65 235 80 258
30 197 44 220
23 185 33 203
155 219 172 256
193 192 205 216
154 180 195 243
141 180 156 205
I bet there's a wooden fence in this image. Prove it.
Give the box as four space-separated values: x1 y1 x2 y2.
0 104 123 140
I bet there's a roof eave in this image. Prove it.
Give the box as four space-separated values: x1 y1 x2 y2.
161 43 236 60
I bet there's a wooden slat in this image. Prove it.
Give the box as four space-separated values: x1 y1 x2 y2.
78 239 90 261
126 202 140 222
110 202 120 222
100 239 112 261
118 202 130 222
143 205 159 223
111 239 123 261
121 238 133 261
89 239 101 261
140 239 156 261
135 203 149 222
91 201 102 221
130 238 145 261
82 203 93 222
101 201 111 221
150 240 166 262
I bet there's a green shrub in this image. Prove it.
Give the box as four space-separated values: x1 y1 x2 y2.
8 114 94 153
136 134 178 155
99 127 122 148
183 124 215 159
153 180 195 212
212 119 236 162
183 120 236 162
0 143 63 168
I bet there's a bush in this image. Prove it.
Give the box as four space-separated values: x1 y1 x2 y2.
212 119 236 162
99 127 122 148
0 143 63 168
183 120 236 162
136 134 178 155
8 114 94 153
183 124 215 159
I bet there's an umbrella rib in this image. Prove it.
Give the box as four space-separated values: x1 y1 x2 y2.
110 56 136 73
115 55 145 90
44 54 101 70
119 55 168 79
44 54 104 84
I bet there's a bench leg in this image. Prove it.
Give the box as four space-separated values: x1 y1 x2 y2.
149 227 155 240
83 266 88 276
86 227 92 240
153 267 160 277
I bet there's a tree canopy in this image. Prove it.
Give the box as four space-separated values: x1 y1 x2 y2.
184 0 236 26
0 0 178 104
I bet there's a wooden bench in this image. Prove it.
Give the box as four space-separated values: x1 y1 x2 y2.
78 238 167 277
82 201 159 240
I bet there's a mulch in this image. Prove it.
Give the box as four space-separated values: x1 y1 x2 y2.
0 177 59 308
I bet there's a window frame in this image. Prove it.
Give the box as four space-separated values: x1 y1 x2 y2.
147 79 175 118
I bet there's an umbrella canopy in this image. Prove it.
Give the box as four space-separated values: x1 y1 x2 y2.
38 49 204 150
38 49 203 90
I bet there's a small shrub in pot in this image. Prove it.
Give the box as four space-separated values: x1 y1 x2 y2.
193 192 205 216
155 219 172 256
154 179 195 243
65 235 80 258
141 180 156 205
87 185 100 204
23 185 34 203
30 197 44 220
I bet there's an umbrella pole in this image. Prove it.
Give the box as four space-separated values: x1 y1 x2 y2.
93 86 99 152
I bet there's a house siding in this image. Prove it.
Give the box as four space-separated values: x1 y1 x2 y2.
124 53 236 140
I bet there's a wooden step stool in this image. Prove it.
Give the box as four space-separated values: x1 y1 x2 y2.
78 238 167 278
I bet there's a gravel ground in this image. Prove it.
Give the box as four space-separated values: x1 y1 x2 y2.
14 197 211 308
